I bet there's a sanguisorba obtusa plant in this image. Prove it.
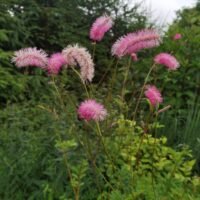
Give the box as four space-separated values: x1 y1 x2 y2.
11 15 200 199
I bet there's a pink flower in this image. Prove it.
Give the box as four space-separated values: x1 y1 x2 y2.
173 33 182 40
62 44 94 82
154 53 180 70
111 29 160 58
130 53 138 61
90 15 113 42
47 53 67 74
12 47 48 68
78 99 107 121
145 85 163 106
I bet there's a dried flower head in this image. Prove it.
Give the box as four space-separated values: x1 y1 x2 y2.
47 53 67 74
78 99 107 121
62 44 94 82
12 47 48 68
90 15 113 42
145 85 163 106
154 53 180 70
111 29 160 58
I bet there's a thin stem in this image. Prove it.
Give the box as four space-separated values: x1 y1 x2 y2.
105 59 119 105
53 119 78 199
52 76 65 107
97 58 115 87
151 113 159 200
49 78 80 199
92 42 96 60
71 67 90 98
121 57 132 101
75 122 114 190
135 132 146 169
133 63 156 120
95 121 115 171
83 132 114 191
63 153 79 200
51 76 77 117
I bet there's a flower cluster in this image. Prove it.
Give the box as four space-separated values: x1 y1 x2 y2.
90 15 113 42
11 15 181 120
154 53 179 70
145 85 163 107
12 47 48 68
47 53 67 74
62 44 95 82
112 29 160 58
78 99 107 121
173 33 182 40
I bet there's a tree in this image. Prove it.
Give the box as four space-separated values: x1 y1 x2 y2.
0 0 149 104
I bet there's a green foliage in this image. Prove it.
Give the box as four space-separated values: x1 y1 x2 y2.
0 0 200 199
0 0 149 105
156 2 200 171
0 106 199 199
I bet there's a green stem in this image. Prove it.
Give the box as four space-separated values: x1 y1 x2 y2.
54 123 78 199
50 77 80 199
97 58 115 87
92 42 96 60
95 121 115 171
133 63 156 120
75 123 114 191
106 59 119 103
71 67 90 98
52 76 65 107
121 57 132 101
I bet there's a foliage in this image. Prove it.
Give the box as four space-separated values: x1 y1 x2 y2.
0 105 200 199
156 1 200 171
0 0 148 104
0 0 200 199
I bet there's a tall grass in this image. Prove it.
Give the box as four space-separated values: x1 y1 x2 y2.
159 94 200 172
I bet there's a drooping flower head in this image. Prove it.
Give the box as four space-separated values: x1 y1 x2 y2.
62 44 94 82
90 15 113 42
173 33 182 40
47 53 67 75
112 29 160 58
144 85 163 107
78 99 107 121
12 47 48 68
154 53 180 70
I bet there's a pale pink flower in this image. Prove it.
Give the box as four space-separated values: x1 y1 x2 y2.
90 15 113 42
62 44 94 82
130 53 138 61
111 29 160 58
78 99 107 121
145 85 163 107
173 33 182 40
47 53 67 74
12 47 48 68
154 53 180 70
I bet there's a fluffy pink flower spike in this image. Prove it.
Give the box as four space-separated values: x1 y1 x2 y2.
90 15 113 42
154 53 180 70
145 85 163 107
173 33 182 40
47 53 67 75
112 29 160 58
12 47 48 68
62 44 94 82
78 99 107 121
